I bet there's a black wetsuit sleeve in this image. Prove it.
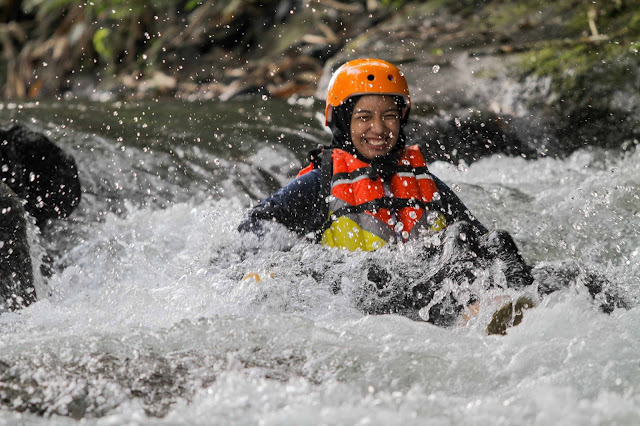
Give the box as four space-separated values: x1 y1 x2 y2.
432 174 488 236
238 168 325 235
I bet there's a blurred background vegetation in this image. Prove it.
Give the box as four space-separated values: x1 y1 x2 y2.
1 0 639 102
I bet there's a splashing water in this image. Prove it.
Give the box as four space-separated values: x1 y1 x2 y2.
1 100 639 424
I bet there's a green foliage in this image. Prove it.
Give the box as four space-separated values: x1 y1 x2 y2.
521 44 588 84
92 27 113 63
22 0 204 70
185 0 203 12
519 38 640 110
381 0 409 8
23 0 187 20
556 0 640 38
434 0 491 9
482 1 542 29
429 0 493 18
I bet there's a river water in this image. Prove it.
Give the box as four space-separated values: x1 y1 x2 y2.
1 98 639 425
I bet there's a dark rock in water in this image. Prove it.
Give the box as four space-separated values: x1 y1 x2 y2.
406 110 539 164
0 181 36 312
352 223 632 330
486 296 534 336
556 107 639 153
480 229 534 290
352 221 534 327
532 261 632 314
408 223 534 326
0 123 79 311
0 123 81 225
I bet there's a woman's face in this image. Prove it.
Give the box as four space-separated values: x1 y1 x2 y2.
350 95 401 160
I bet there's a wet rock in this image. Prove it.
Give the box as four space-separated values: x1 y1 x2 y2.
556 107 640 153
533 261 632 314
406 109 539 164
0 181 35 312
0 123 81 225
352 222 534 327
486 296 534 336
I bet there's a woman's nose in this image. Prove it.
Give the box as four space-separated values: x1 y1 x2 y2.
370 115 385 133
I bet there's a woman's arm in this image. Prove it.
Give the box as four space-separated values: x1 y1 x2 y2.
432 174 488 236
238 168 324 236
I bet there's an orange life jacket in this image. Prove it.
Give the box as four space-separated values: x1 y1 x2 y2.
301 145 447 251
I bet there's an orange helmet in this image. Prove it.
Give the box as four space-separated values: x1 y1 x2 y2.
325 58 411 126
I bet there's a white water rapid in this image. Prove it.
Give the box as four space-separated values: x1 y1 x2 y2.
1 99 639 425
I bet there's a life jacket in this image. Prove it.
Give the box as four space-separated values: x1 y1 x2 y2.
299 145 447 251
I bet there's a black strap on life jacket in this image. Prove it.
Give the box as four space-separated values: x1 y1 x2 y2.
300 146 334 242
319 147 334 223
306 145 326 170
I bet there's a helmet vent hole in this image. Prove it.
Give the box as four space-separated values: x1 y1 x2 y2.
388 75 394 81
367 74 375 81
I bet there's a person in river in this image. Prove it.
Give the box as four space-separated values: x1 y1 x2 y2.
238 58 534 331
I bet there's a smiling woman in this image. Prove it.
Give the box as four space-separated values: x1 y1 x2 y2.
238 58 535 327
239 59 485 246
